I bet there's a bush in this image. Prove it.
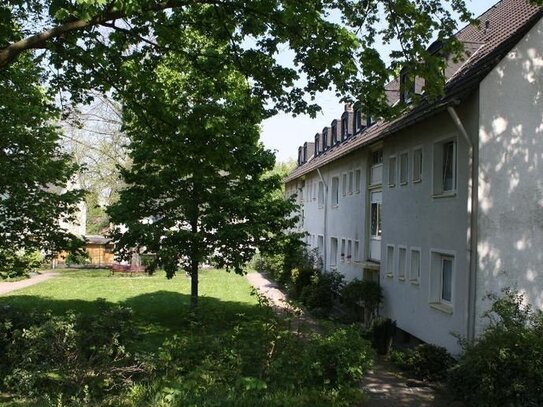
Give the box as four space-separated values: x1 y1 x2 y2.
65 251 90 265
299 270 344 312
0 249 43 279
341 280 383 323
370 317 396 355
388 344 454 381
449 289 543 406
0 300 151 402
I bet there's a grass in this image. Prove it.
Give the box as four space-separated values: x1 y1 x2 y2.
0 268 263 351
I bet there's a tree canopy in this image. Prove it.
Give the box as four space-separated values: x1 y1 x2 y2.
108 37 297 306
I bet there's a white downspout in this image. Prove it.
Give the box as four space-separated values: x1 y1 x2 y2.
317 168 328 270
447 106 478 342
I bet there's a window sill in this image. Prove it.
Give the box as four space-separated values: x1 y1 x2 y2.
432 191 456 199
386 273 393 278
398 276 406 281
400 182 408 186
369 183 382 190
332 204 339 209
388 183 395 188
413 179 422 184
429 302 453 315
410 279 420 286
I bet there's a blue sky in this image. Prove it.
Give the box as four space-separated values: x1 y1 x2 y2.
260 0 498 162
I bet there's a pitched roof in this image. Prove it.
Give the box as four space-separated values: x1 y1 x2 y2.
286 0 542 183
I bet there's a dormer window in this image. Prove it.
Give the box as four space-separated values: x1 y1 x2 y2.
298 146 303 166
331 121 338 145
314 133 320 156
322 127 329 151
400 67 415 104
341 116 348 140
353 109 363 134
367 115 375 127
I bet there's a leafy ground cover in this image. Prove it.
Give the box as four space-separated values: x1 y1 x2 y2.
0 269 374 406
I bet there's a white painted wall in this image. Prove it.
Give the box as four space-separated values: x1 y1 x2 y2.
380 104 476 354
293 150 370 282
477 17 543 333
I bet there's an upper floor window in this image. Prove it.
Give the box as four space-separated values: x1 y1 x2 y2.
388 156 397 187
331 122 338 145
413 148 423 182
370 150 383 186
399 152 408 185
342 173 348 196
331 177 339 206
318 181 324 207
341 115 349 140
354 109 363 134
433 139 457 196
314 134 320 156
322 128 329 151
400 68 415 104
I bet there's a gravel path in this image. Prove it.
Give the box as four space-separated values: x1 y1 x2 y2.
0 272 59 296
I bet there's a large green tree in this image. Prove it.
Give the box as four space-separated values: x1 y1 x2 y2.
0 55 84 270
108 40 296 307
0 0 483 117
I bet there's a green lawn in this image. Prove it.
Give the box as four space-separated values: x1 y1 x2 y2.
0 268 262 350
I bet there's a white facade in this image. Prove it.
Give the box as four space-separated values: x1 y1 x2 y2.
286 12 543 354
476 17 543 332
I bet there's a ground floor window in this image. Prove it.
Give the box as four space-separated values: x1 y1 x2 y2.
430 250 455 312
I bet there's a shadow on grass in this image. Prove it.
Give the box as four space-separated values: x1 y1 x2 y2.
0 291 269 351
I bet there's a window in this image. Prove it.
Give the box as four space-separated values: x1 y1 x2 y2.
318 181 324 207
398 246 407 280
342 173 347 196
354 240 360 262
354 170 361 193
441 256 453 303
314 134 320 156
410 248 421 283
430 250 455 312
354 110 363 133
370 150 383 186
400 68 415 104
399 152 408 185
386 245 395 277
388 156 397 187
413 148 423 182
348 171 354 194
433 139 457 195
340 239 346 262
370 191 382 238
372 150 383 165
341 115 349 140
330 237 338 267
331 177 339 206
317 235 324 265
347 240 352 263
331 123 338 145
312 180 317 201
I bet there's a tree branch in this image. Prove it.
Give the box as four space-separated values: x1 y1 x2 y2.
0 0 191 69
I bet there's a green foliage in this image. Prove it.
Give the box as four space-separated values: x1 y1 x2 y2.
108 36 296 307
341 279 383 322
0 54 85 262
370 317 396 355
65 252 90 265
449 289 543 406
0 300 150 402
388 344 454 382
299 270 345 313
0 250 43 279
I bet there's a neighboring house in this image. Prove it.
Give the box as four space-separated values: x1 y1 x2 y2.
83 235 115 266
285 0 543 353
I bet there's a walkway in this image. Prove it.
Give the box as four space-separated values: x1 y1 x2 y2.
0 272 58 296
246 271 451 406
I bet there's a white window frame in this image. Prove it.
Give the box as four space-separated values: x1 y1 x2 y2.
340 238 346 263
348 171 354 194
342 173 348 196
409 247 421 284
331 176 339 207
398 245 407 280
429 249 455 314
346 240 352 263
318 181 324 208
330 237 338 267
399 151 409 185
386 244 395 278
354 240 361 262
432 138 457 197
413 147 423 183
388 156 397 187
354 169 361 194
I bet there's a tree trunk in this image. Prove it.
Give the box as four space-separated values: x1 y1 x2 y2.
190 257 199 308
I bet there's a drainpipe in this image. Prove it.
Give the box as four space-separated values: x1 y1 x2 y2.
447 106 478 342
316 168 328 271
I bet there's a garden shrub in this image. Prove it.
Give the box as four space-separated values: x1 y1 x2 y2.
370 317 396 355
0 249 43 279
65 251 90 265
388 344 454 381
341 279 383 323
449 289 543 406
0 300 151 402
299 270 344 313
